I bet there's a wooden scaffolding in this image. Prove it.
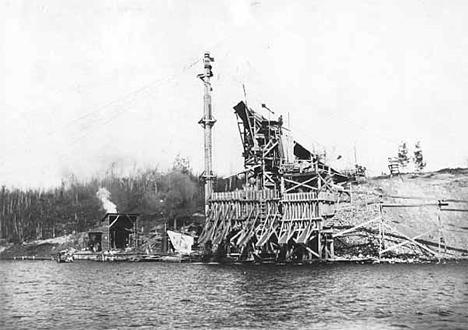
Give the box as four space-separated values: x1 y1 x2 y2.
198 100 348 263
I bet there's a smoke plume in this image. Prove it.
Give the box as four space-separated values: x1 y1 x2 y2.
96 187 117 213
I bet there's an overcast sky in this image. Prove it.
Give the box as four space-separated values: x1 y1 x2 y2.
1 0 468 188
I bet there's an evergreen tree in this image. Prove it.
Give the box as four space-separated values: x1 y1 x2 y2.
398 142 410 170
413 141 426 172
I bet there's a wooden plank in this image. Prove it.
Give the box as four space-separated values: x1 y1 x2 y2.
108 215 121 229
380 228 438 255
382 203 442 208
295 223 313 244
440 208 468 212
334 217 381 237
304 245 320 258
284 177 318 193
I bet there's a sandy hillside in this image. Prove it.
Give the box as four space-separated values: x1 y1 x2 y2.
0 233 87 259
333 168 468 258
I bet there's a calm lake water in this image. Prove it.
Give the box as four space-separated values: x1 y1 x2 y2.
0 260 467 330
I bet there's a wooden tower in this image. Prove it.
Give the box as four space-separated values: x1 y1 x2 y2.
198 53 348 263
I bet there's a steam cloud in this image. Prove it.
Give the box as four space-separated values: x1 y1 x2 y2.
96 187 117 214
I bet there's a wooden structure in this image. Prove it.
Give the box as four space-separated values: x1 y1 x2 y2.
333 189 468 261
198 89 348 262
388 157 400 176
89 213 139 252
198 52 216 212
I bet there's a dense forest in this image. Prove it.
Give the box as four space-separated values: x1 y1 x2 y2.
0 156 219 243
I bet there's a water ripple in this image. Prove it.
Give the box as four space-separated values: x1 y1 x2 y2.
0 261 467 329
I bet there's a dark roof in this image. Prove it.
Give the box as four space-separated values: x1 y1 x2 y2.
99 213 140 222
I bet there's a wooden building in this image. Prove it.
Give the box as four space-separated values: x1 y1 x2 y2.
88 213 139 252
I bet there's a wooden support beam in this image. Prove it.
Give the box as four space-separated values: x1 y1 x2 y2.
108 215 121 229
334 217 382 238
378 214 383 257
381 203 443 208
256 211 279 247
304 245 320 259
317 173 334 192
440 208 468 212
263 172 276 185
237 213 260 247
263 140 279 157
329 238 334 259
284 177 318 193
381 225 438 256
317 227 322 259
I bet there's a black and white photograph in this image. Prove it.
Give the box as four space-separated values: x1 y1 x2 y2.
1 1 467 329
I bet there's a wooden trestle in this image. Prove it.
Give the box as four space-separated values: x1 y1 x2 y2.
197 95 347 263
198 184 338 263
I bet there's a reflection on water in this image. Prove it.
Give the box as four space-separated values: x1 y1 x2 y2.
0 261 467 329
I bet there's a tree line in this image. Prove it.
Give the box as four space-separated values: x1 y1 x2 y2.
0 156 211 243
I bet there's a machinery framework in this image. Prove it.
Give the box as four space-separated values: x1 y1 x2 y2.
198 94 348 262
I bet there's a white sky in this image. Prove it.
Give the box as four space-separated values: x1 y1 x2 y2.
1 0 468 188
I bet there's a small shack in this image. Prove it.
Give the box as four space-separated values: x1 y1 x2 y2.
388 157 400 176
88 213 139 251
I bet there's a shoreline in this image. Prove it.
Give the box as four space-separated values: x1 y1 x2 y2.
2 249 468 265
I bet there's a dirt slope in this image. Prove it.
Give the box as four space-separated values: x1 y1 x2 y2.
333 168 468 258
0 233 86 259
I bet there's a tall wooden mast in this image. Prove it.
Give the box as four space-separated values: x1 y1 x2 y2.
198 52 215 212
